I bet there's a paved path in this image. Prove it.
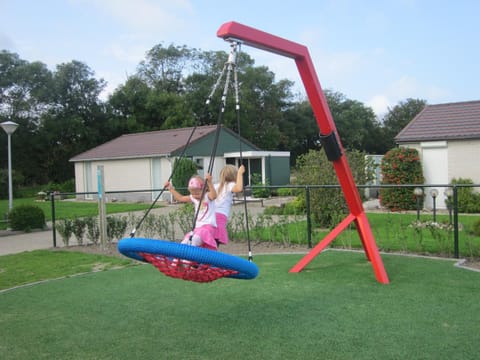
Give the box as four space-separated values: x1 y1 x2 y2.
0 227 58 256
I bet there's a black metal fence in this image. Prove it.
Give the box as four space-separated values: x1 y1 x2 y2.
49 183 480 259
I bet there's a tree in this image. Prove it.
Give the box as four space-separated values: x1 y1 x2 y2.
323 90 384 154
0 52 53 124
0 52 56 184
279 100 320 164
381 98 427 150
137 43 199 93
234 66 294 150
36 61 107 182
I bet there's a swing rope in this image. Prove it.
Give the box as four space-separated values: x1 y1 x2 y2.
188 41 239 241
118 40 258 282
129 125 200 238
231 42 254 262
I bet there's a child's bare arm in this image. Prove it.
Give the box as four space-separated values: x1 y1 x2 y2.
164 181 191 203
205 174 217 201
232 165 245 193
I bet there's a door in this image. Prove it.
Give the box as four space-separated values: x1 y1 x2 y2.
421 142 448 209
152 158 162 201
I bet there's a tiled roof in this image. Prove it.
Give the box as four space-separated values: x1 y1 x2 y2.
70 125 219 161
395 100 480 143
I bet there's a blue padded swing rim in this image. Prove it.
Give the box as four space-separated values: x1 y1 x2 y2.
118 237 259 280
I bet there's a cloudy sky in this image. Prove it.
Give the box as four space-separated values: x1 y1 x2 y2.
1 0 479 116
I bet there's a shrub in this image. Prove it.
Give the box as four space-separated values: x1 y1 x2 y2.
43 179 75 194
451 178 480 213
380 148 424 211
72 217 86 245
263 198 306 216
171 158 198 195
251 173 271 198
277 187 297 196
106 216 128 242
56 219 73 246
294 149 373 227
84 217 100 244
469 218 480 237
8 205 46 231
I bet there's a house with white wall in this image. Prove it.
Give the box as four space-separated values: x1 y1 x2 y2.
70 125 290 202
395 100 480 209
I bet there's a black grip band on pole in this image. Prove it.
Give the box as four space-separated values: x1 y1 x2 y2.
319 131 342 161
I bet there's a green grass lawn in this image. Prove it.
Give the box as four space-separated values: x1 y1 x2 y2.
0 197 158 227
0 250 479 359
243 211 480 259
0 250 136 291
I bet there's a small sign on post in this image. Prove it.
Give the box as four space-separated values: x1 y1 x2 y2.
97 166 107 250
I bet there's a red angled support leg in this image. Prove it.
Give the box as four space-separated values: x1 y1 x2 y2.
217 21 389 284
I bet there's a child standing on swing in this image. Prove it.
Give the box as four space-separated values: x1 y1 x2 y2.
164 173 218 250
214 164 245 245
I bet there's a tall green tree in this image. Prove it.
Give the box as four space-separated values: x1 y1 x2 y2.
235 66 294 150
381 98 427 150
0 51 53 184
36 61 107 182
324 90 383 154
280 100 320 164
137 43 199 93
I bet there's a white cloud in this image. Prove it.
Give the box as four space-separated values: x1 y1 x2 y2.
424 85 450 102
388 75 419 98
104 41 147 65
82 0 194 32
367 95 391 117
0 32 15 50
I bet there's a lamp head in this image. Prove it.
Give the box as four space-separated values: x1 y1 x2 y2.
0 121 19 135
413 187 423 197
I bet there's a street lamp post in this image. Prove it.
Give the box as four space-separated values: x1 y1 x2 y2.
430 188 439 223
1 121 19 211
413 187 423 221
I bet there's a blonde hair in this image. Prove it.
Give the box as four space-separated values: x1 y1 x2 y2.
218 165 238 195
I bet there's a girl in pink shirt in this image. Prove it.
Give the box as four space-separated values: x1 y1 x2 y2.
165 174 218 250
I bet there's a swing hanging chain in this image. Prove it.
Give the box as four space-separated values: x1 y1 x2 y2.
130 124 202 237
233 46 241 111
220 46 236 113
206 64 226 105
189 41 241 236
130 39 252 259
205 41 239 106
231 47 253 261
130 45 243 237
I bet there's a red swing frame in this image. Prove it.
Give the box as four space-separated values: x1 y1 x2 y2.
217 21 389 284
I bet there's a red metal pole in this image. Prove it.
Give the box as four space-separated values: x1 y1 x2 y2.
217 21 389 284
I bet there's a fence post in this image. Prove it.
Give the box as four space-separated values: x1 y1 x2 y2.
97 166 107 250
50 192 56 248
453 185 459 258
305 186 312 248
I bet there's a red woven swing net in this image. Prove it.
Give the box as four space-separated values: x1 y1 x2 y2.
140 253 239 283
